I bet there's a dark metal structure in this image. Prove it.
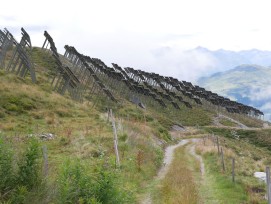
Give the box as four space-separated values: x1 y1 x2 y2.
0 28 13 68
6 28 36 82
0 28 36 82
42 31 81 100
0 27 263 119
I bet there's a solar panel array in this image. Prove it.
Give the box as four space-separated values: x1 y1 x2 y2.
0 28 264 118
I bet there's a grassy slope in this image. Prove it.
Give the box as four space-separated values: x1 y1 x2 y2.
0 47 267 203
205 127 271 151
219 118 239 127
196 135 269 203
0 72 169 202
0 47 213 202
0 69 167 202
228 113 264 128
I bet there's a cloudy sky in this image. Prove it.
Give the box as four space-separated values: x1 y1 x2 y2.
1 0 271 82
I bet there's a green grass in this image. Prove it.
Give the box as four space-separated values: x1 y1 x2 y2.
205 127 271 151
152 144 199 204
197 135 268 203
219 118 238 127
227 114 264 128
201 153 248 204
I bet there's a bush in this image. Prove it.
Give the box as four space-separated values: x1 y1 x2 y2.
0 137 42 202
17 138 41 189
58 160 94 203
158 126 171 141
0 136 14 196
58 160 131 204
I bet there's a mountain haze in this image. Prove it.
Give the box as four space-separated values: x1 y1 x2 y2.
197 65 271 120
194 47 271 71
150 46 271 82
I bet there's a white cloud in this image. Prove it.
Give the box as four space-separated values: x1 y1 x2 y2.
2 0 271 82
260 102 271 111
249 86 271 101
147 47 219 82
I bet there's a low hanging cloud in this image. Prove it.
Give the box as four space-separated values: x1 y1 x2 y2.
249 85 271 101
149 46 219 82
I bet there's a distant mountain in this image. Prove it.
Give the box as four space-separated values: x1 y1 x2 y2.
197 65 271 121
150 46 271 82
194 46 271 70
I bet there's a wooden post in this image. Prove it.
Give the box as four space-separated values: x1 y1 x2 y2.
143 111 146 125
42 145 48 177
216 136 220 154
110 109 120 168
137 149 143 171
107 108 110 122
266 166 271 204
232 158 235 183
221 147 225 172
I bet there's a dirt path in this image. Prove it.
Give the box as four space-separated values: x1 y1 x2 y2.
157 139 189 180
141 138 204 204
213 114 248 129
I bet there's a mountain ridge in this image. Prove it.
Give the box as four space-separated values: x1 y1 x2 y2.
192 46 271 74
197 64 271 120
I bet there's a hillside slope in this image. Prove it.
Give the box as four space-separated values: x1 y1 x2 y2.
0 46 218 203
0 28 268 203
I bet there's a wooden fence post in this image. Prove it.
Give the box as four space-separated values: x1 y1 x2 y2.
42 145 48 177
232 158 235 183
266 166 271 204
216 136 220 154
221 147 225 172
110 109 120 168
107 108 110 122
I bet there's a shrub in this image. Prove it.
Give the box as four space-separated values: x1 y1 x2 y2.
95 170 131 203
17 138 41 189
57 160 94 203
0 137 42 202
158 126 171 141
58 160 131 204
0 136 14 196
